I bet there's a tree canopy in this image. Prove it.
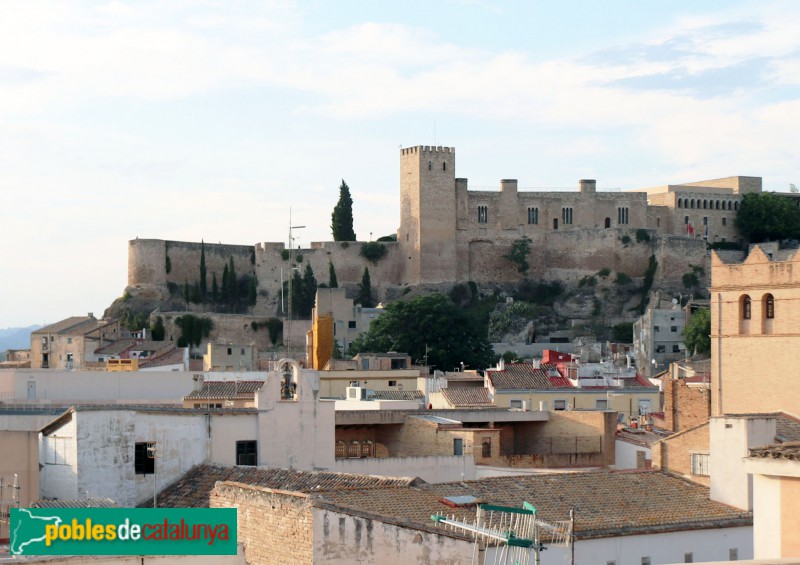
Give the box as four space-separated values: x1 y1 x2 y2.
736 192 800 242
683 308 711 356
357 267 374 307
348 293 497 371
331 179 356 241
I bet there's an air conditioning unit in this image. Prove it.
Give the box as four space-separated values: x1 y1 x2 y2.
346 386 367 400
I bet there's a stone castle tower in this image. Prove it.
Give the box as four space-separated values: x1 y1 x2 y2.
398 146 457 284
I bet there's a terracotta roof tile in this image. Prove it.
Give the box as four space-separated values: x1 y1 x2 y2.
441 388 493 407
371 390 424 401
749 442 800 460
142 464 421 508
487 363 573 390
184 381 264 400
776 413 800 442
313 470 751 540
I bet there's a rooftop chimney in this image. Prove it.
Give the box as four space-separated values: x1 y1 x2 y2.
579 179 596 193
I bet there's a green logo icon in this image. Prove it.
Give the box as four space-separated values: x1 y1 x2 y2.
11 508 237 555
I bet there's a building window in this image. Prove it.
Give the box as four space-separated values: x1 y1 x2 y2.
729 548 738 560
236 440 257 466
671 326 678 332
677 198 682 208
554 399 566 411
428 160 432 171
654 326 660 332
482 439 491 458
443 162 446 171
642 557 651 565
562 207 573 225
240 348 245 355
741 295 751 320
617 207 629 225
134 442 155 475
656 345 666 353
691 452 710 476
684 215 689 225
477 205 489 224
453 438 463 456
348 320 356 329
527 207 539 225
227 348 232 355
656 217 660 227
388 380 397 387
349 380 359 387
764 294 774 319
685 553 693 563
595 399 608 410
673 345 680 353
734 201 739 210
509 400 523 409
67 338 73 344
703 216 708 226
722 217 727 226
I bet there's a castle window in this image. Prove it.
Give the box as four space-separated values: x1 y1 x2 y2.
684 216 689 225
617 207 629 225
656 217 661 227
734 201 739 211
703 216 708 226
527 207 539 225
428 160 432 171
678 198 683 208
764 294 774 319
716 200 720 210
690 199 695 209
443 162 446 171
561 207 573 225
722 217 727 226
477 206 489 224
741 295 751 320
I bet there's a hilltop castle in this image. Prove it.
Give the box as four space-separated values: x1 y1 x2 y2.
127 145 760 309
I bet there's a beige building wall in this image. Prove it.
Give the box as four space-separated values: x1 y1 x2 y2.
745 456 800 559
319 370 420 398
0 430 39 540
204 343 256 372
652 422 710 486
710 246 800 415
31 319 120 370
490 389 660 420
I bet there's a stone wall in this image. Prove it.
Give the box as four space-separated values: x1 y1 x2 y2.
210 482 313 565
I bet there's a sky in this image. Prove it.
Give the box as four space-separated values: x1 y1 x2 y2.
1 0 798 328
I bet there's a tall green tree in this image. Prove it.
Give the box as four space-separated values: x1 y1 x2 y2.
228 256 238 304
290 269 304 318
221 264 229 302
357 267 374 307
349 293 497 370
736 192 800 242
683 308 711 355
150 316 165 341
331 179 356 241
199 240 207 299
211 272 219 303
328 260 338 288
248 276 258 307
301 264 318 318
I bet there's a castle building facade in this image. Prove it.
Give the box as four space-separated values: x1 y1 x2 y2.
397 145 760 285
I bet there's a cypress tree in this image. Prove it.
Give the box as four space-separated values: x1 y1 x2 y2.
199 240 207 299
211 272 219 303
301 263 318 317
248 276 258 307
221 264 229 303
328 260 338 288
290 269 303 318
357 267 374 307
228 256 238 303
331 179 356 241
183 279 190 303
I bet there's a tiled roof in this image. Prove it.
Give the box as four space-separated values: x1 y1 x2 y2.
441 387 493 407
142 464 421 508
32 316 105 336
776 413 800 442
139 347 185 369
184 381 264 400
312 470 751 540
443 371 484 381
95 339 138 355
487 363 573 390
32 498 117 508
371 390 424 401
749 442 800 460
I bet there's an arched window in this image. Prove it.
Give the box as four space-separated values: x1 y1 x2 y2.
348 441 361 458
728 201 732 210
716 200 720 210
734 201 739 211
678 198 683 208
764 294 774 319
741 295 751 320
703 200 708 209
690 199 695 209
361 440 374 457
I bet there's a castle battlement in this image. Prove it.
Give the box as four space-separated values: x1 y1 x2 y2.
401 145 455 155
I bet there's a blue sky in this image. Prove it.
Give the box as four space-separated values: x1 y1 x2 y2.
1 0 798 328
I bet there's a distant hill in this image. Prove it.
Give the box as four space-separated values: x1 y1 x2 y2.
0 325 41 352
